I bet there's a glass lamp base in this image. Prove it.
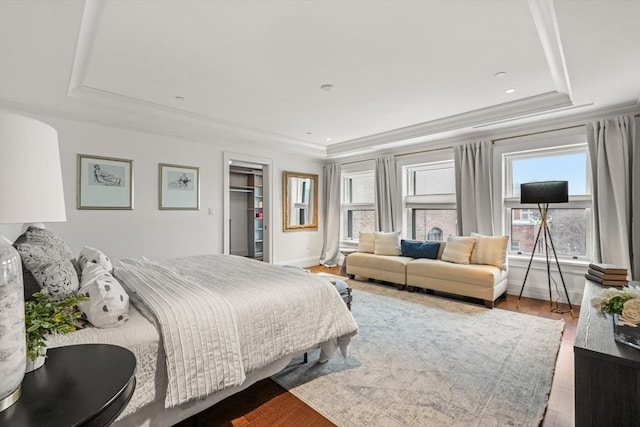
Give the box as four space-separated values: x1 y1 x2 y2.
0 385 21 412
0 237 26 411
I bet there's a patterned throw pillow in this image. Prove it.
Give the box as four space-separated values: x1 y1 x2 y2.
78 264 129 328
469 233 509 270
78 246 113 273
358 232 375 253
440 236 477 265
374 231 402 256
14 227 80 300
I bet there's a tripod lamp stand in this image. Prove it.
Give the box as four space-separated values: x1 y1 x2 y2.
516 180 575 317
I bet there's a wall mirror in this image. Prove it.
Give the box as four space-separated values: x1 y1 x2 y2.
283 171 318 231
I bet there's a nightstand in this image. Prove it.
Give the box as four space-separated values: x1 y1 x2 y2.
0 343 136 427
339 248 357 276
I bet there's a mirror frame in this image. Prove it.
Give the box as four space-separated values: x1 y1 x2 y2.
283 171 318 231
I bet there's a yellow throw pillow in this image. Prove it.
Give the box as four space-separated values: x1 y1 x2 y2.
441 236 477 264
358 232 375 253
374 231 402 256
470 232 509 270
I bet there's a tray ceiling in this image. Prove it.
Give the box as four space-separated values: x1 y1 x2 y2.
0 0 638 157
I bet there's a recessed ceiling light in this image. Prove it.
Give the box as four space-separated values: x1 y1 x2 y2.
326 137 332 141
494 72 507 78
175 96 185 101
504 88 516 94
320 84 334 92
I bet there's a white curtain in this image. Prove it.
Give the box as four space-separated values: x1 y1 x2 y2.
319 163 342 266
375 155 400 232
454 140 494 236
587 115 638 278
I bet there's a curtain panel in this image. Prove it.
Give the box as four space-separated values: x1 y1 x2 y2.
454 140 494 236
374 155 401 232
319 163 342 266
587 115 638 279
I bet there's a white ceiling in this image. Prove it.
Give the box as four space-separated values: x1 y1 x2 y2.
0 0 638 158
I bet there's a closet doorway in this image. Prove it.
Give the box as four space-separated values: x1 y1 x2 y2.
223 152 272 262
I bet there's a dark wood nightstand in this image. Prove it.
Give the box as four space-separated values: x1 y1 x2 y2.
0 344 136 427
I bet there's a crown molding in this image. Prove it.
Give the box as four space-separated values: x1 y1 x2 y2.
69 85 326 153
327 91 572 157
329 102 640 163
0 98 328 159
528 0 572 99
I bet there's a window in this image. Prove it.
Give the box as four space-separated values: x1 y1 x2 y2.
427 227 443 241
503 145 591 259
342 171 375 240
404 161 457 240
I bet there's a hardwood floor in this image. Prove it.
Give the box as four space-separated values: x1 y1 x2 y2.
180 265 577 427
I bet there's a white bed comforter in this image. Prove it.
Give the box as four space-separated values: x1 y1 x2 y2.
46 304 160 418
112 255 358 409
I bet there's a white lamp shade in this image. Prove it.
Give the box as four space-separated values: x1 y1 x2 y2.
0 110 66 224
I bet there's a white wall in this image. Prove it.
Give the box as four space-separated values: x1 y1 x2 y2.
0 112 324 266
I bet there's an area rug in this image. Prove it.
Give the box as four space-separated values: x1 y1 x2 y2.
272 280 564 427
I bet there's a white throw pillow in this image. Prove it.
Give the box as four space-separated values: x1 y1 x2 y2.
358 232 375 253
78 246 113 273
441 236 477 264
374 231 402 256
470 233 509 270
78 264 129 328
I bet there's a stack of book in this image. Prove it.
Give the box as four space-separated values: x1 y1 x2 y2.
585 263 629 287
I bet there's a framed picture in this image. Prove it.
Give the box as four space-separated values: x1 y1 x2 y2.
159 163 200 210
77 154 133 210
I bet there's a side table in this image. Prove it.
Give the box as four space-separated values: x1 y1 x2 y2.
0 343 136 427
339 248 357 276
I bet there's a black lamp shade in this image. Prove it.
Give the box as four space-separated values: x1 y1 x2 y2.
520 181 568 204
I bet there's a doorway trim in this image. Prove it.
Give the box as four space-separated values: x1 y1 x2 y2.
223 151 273 263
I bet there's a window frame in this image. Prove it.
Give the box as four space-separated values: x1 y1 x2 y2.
341 170 375 241
500 142 593 261
403 159 457 240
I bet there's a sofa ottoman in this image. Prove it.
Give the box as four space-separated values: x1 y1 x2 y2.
406 258 508 308
346 252 414 289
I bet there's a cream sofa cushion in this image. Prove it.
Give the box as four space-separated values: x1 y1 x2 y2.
407 258 507 288
348 252 413 273
470 233 509 270
358 232 375 253
374 231 402 256
441 236 476 264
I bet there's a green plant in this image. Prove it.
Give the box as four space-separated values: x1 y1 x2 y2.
24 290 87 361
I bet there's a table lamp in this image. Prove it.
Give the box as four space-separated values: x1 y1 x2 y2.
0 110 66 411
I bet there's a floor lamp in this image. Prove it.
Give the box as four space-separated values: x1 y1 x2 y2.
516 181 575 317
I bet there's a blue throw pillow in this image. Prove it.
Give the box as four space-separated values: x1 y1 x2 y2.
401 240 440 259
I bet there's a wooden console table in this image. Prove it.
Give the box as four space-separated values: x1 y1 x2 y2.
574 280 640 427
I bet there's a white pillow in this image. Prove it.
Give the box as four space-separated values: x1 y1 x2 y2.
441 236 477 264
358 232 375 253
470 232 509 270
374 231 402 256
78 264 129 328
78 246 113 273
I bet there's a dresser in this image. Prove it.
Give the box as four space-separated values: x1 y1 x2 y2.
574 280 640 427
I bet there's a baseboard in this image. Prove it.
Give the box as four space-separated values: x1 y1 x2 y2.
507 281 583 307
277 256 319 269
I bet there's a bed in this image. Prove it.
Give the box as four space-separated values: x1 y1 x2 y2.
46 254 358 427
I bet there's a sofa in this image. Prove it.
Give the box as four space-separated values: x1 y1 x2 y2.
346 232 509 308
